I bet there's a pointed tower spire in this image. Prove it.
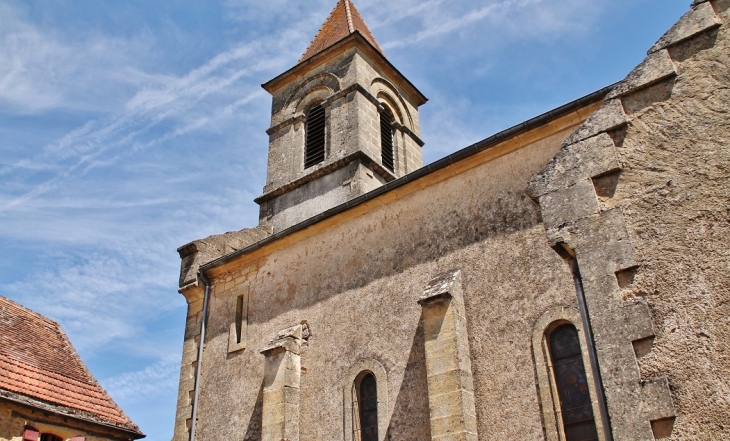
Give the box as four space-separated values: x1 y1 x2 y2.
299 0 384 63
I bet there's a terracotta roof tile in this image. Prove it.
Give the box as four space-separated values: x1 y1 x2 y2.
0 296 142 435
299 0 384 63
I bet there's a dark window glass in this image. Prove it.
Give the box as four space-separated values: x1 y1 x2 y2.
305 104 325 168
359 373 378 441
40 435 63 441
380 108 394 172
549 324 599 441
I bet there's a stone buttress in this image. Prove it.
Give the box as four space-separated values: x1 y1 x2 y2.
528 1 724 439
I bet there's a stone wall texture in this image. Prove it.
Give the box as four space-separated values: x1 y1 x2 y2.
530 1 730 439
178 116 589 440
607 1 730 437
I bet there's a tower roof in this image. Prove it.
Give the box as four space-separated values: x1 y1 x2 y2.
299 0 384 63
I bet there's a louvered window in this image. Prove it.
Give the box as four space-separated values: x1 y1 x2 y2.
549 324 599 441
380 108 394 172
305 104 326 168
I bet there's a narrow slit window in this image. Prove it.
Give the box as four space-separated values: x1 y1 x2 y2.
358 373 378 441
235 295 245 344
228 290 248 353
380 108 394 172
549 324 599 441
305 103 326 168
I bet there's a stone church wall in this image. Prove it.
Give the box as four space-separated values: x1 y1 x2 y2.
528 1 730 439
173 1 730 440
188 115 593 440
609 1 730 437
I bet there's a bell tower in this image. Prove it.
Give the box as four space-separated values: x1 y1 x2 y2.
255 0 427 232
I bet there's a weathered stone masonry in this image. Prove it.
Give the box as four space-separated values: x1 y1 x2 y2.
419 270 478 441
528 1 726 439
172 1 730 440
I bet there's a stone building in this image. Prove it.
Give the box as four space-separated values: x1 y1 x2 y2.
0 296 144 441
172 0 730 440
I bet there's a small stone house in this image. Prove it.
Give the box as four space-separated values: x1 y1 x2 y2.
0 296 144 441
172 0 730 440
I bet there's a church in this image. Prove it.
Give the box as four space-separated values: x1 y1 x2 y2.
172 1 730 440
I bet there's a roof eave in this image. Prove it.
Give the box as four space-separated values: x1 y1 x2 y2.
0 390 145 439
201 82 615 275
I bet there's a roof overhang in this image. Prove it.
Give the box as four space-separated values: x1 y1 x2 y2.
0 390 145 439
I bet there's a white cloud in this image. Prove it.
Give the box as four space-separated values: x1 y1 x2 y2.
102 354 181 402
358 0 603 50
0 3 161 114
1 246 179 349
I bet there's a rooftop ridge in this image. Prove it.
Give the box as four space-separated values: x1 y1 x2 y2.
344 0 354 33
298 0 384 63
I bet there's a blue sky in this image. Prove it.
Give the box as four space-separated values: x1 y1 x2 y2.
0 0 690 439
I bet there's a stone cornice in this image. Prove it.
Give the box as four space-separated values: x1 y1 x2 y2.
255 149 396 205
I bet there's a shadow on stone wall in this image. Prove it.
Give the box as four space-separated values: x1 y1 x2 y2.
385 313 432 440
232 190 544 329
242 383 263 441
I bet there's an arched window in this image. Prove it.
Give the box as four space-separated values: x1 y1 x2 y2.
344 359 387 441
305 103 326 168
357 372 378 441
379 107 394 172
548 324 599 441
533 308 605 441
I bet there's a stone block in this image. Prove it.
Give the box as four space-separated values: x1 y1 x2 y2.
261 421 286 441
528 133 620 198
572 209 638 279
425 336 459 360
262 385 300 407
427 369 475 396
429 414 478 438
419 269 464 303
261 400 282 424
539 179 600 230
184 320 201 340
563 99 627 146
431 433 478 441
639 376 676 421
607 49 677 99
427 390 470 419
619 302 656 343
649 2 721 53
422 300 456 340
594 344 642 387
261 335 302 356
427 354 461 377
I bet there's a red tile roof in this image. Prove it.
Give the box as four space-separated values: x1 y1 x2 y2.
0 296 142 435
299 0 384 63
